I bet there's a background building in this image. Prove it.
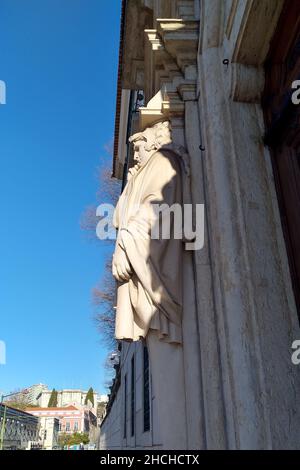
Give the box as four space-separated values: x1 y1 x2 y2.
39 388 98 410
101 0 300 450
26 404 98 446
5 383 48 407
39 416 59 450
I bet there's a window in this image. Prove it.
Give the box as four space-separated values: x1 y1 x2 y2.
143 345 150 432
74 421 78 432
66 422 70 432
123 374 127 438
131 355 135 436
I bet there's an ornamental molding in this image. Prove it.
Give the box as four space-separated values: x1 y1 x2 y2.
229 0 284 102
232 0 284 67
230 63 265 103
141 18 199 128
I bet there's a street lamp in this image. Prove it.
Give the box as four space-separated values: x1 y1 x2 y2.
0 391 20 450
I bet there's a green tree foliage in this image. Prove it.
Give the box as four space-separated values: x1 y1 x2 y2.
48 388 58 407
58 432 89 447
84 387 94 406
97 401 107 422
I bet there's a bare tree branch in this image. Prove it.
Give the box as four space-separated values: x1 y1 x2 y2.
93 257 117 350
81 145 121 355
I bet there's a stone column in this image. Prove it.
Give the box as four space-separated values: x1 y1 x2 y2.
198 0 300 449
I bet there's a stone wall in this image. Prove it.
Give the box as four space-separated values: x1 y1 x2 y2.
197 0 300 449
106 0 300 449
100 341 162 450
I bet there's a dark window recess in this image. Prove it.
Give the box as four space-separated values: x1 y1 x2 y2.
263 1 300 318
143 345 150 432
131 355 135 436
123 374 127 439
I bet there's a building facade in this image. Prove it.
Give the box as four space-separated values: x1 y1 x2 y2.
100 341 163 449
5 383 48 406
26 405 93 434
39 388 98 410
39 416 59 450
0 404 40 450
100 0 300 450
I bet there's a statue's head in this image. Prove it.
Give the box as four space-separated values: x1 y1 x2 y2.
129 121 172 166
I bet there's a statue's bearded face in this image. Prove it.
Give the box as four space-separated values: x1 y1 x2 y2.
133 139 149 166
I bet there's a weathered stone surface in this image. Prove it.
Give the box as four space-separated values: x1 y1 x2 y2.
102 0 300 451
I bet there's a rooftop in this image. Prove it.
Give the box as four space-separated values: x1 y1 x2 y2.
26 405 78 412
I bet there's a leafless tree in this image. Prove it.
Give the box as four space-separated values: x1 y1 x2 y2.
80 157 120 241
4 388 37 410
93 258 117 350
81 148 121 353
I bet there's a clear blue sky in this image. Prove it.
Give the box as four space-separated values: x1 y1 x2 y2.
0 0 121 396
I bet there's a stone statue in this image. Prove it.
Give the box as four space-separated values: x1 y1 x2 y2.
112 120 185 344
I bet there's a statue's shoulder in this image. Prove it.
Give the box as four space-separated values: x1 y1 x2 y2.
151 148 181 171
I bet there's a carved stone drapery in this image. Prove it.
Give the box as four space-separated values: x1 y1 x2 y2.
138 9 214 450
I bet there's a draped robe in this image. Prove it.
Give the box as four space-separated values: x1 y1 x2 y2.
113 149 183 344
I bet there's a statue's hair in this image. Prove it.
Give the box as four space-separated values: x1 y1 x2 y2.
129 120 172 151
147 120 172 150
129 120 190 176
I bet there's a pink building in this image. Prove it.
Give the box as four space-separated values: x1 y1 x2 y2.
26 405 97 434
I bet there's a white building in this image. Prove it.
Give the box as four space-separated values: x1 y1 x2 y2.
6 384 48 406
40 389 98 410
39 416 59 450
